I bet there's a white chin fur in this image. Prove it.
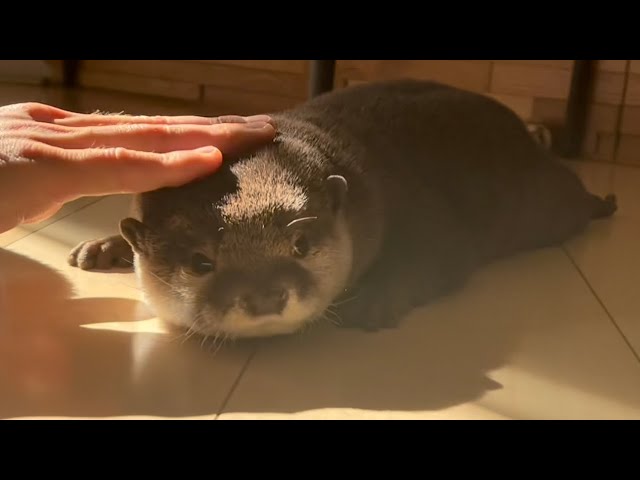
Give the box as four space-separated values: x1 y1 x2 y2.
201 292 322 338
213 316 306 338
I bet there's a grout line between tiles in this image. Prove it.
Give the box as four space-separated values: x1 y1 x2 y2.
4 197 104 248
214 346 260 419
562 246 640 366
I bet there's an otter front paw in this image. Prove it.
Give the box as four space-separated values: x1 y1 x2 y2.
68 235 133 270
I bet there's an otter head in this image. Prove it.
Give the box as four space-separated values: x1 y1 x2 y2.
120 151 352 339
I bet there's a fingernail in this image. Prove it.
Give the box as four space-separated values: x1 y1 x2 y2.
245 115 273 124
195 146 218 153
246 121 270 130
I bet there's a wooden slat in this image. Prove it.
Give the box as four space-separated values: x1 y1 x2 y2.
203 86 303 115
531 98 567 125
336 60 492 93
583 104 621 158
594 133 640 164
623 73 640 105
599 60 628 72
343 78 367 87
592 71 626 105
84 60 306 98
335 65 366 88
621 105 640 135
593 132 616 162
79 71 200 101
587 104 621 134
492 60 574 69
617 134 640 163
490 63 572 99
0 61 52 85
192 60 306 74
44 60 64 82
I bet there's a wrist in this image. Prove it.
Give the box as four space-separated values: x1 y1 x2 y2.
0 159 66 232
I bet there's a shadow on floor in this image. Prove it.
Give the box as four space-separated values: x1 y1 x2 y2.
0 249 252 418
0 248 525 418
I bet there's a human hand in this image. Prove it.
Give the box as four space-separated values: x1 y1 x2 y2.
0 102 276 233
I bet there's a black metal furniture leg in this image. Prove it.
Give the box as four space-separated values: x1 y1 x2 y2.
561 60 596 158
62 60 81 88
309 60 336 98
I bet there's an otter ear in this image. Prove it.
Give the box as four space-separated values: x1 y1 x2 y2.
326 175 348 214
120 218 153 255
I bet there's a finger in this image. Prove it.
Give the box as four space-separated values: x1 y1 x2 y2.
22 203 64 224
53 112 274 128
0 102 73 123
35 144 224 197
0 118 73 134
35 121 275 155
213 115 273 125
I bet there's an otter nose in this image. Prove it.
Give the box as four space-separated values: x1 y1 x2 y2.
242 288 289 317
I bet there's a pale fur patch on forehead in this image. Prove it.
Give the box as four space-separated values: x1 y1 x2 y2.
218 158 307 222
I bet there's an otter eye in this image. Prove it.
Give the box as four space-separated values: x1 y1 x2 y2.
190 253 215 275
292 235 310 258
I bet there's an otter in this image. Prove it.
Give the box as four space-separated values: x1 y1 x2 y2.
68 79 617 338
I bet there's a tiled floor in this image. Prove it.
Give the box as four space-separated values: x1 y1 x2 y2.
1 84 639 419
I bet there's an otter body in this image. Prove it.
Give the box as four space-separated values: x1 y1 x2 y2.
70 80 617 337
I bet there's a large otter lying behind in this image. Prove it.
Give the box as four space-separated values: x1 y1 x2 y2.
69 80 617 338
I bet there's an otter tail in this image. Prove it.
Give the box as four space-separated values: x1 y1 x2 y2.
589 193 618 219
